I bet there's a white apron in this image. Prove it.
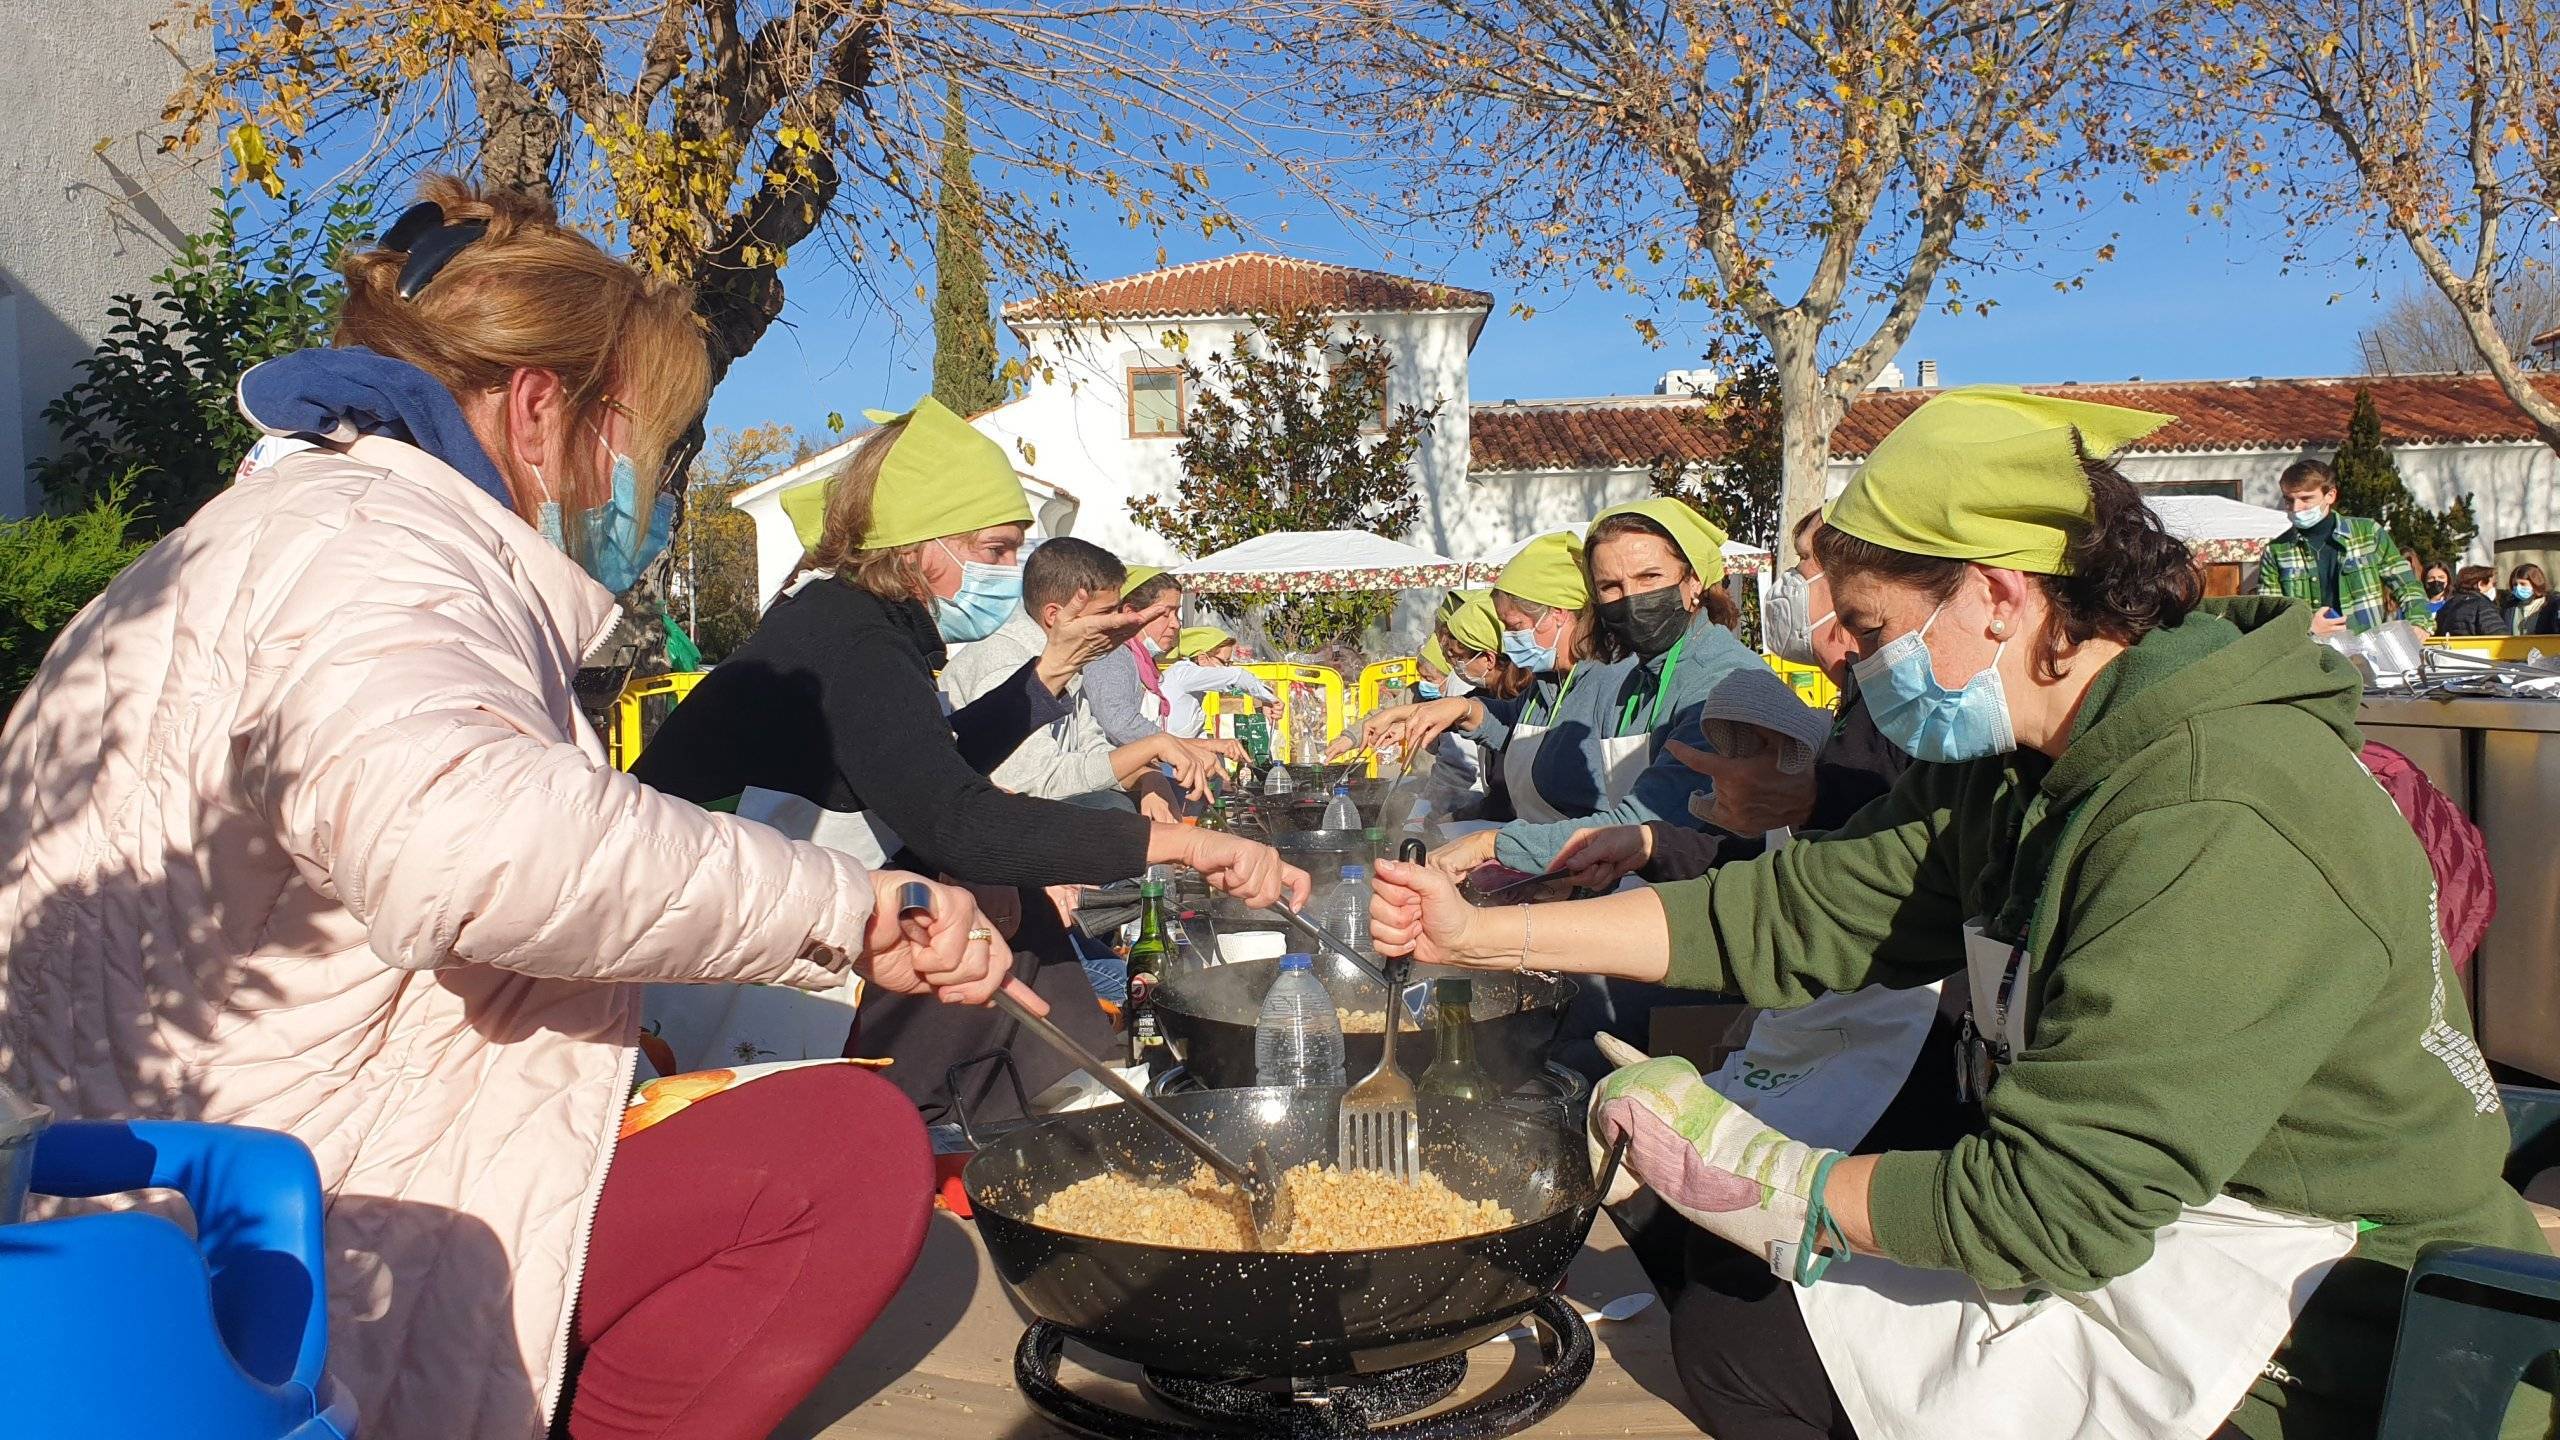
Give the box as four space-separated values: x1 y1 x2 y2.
641 786 900 1075
1791 919 2359 1440
1500 673 1653 825
1709 830 1944 1151
1708 985 1941 1151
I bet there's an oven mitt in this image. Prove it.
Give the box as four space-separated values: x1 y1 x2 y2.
1587 1031 1852 1285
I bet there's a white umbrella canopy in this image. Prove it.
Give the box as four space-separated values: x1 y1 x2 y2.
2143 494 2290 563
1172 530 1468 594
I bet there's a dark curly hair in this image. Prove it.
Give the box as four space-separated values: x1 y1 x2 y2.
1814 449 2199 681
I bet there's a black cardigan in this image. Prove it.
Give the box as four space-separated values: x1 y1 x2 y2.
634 576 1152 886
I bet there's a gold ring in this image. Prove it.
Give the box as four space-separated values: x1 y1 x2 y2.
967 927 997 943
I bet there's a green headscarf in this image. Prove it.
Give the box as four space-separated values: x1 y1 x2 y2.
1494 531 1591 611
1436 589 1502 653
779 396 1032 551
1121 564 1167 598
1422 636 1450 673
1827 386 2174 575
1588 496 1728 588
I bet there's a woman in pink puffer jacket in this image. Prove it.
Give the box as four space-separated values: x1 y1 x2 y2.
0 178 1019 1440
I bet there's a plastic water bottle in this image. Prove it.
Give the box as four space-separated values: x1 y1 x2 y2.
1329 863 1373 958
1321 783 1360 831
1255 954 1348 1088
1262 763 1295 798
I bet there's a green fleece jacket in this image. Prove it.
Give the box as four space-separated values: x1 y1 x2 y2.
1656 597 2546 1440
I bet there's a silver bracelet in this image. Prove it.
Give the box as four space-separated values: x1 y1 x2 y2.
1519 905 1533 973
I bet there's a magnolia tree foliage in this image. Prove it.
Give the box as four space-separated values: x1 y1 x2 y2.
1293 0 2192 562
168 0 1320 381
1130 310 1441 651
2194 0 2560 447
1646 360 1786 554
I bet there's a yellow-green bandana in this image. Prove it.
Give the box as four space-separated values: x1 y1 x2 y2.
1437 589 1502 653
1828 386 2173 575
1121 564 1167 598
781 396 1031 551
1590 497 1728 588
1171 625 1233 662
1495 531 1591 611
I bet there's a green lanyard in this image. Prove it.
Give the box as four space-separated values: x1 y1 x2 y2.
1615 635 1687 738
1528 666 1581 728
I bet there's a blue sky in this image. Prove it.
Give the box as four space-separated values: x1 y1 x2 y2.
708 172 2408 441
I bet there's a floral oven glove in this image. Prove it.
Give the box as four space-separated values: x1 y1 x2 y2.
1586 1033 1852 1285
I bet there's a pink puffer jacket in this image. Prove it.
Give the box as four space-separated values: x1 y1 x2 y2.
0 436 882 1438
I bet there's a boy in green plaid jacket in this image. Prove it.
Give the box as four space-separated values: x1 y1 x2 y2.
2257 459 2433 637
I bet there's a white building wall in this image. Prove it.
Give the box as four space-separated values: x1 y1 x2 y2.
1446 463 1657 563
0 1 206 516
980 309 1479 567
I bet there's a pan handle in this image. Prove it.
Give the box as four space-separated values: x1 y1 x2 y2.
1568 1131 1637 1252
1398 838 1428 864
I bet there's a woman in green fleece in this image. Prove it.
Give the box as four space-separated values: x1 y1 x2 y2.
1372 387 2546 1440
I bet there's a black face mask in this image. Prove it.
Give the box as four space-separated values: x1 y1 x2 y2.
1597 584 1694 659
2425 579 2448 598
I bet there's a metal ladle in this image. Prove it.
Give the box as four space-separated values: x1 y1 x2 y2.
899 883 1295 1248
990 988 1297 1250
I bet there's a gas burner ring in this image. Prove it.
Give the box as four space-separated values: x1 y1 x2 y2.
1012 1294 1593 1438
1141 1353 1466 1428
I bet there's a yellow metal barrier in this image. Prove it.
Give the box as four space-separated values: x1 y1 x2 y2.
2426 634 2554 663
1353 659 1423 775
1203 663 1346 763
1357 658 1421 716
610 671 706 771
1765 654 1839 711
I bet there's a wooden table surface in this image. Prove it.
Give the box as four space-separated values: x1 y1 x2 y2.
772 1207 1705 1439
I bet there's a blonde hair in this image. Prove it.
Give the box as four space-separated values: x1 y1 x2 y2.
336 175 710 525
788 418 929 604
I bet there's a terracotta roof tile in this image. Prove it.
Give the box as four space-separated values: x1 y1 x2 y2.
1469 398 1727 473
1002 252 1494 328
1469 374 2560 473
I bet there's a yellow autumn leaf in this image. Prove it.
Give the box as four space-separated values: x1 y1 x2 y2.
226 123 284 198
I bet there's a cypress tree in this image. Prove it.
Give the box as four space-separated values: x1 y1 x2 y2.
2332 385 2478 568
930 82 1006 417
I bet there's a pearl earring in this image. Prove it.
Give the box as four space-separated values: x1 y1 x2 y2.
1989 618 2008 638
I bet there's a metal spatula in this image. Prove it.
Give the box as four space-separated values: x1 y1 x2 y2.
1336 839 1426 1182
1337 953 1420 1182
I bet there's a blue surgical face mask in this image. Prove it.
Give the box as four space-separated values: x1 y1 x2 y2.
2289 504 2329 530
2516 582 2537 602
1417 680 1443 701
1501 616 1558 674
932 540 1023 643
1851 601 2015 764
536 450 675 596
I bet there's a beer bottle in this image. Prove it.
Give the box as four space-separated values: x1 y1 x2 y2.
1125 879 1173 1070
